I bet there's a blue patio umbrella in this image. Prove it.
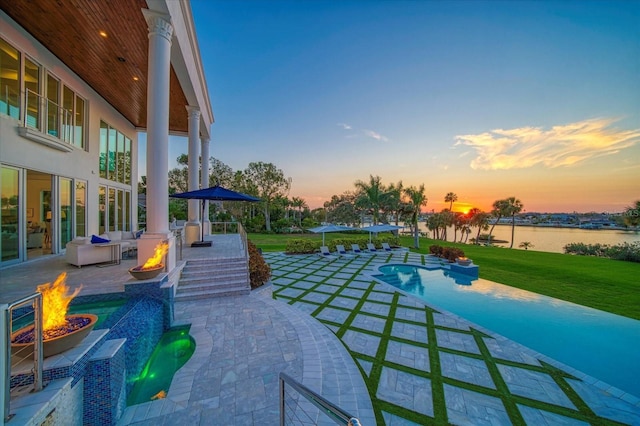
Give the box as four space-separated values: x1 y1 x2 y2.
361 224 404 242
308 224 356 245
170 185 260 246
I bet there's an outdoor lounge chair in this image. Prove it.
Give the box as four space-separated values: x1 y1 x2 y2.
381 242 394 252
366 243 379 253
318 245 339 260
336 244 356 258
351 244 369 255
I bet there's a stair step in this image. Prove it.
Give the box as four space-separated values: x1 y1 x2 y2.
179 277 248 289
174 287 250 301
181 267 247 276
186 258 245 266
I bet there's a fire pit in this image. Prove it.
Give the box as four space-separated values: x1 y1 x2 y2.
11 314 98 357
10 273 97 358
129 242 168 280
129 264 164 280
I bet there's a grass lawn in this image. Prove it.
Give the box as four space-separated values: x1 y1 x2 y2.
249 232 640 320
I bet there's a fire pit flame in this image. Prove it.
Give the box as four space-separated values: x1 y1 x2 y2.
37 272 82 331
142 242 169 270
11 272 96 357
129 242 169 280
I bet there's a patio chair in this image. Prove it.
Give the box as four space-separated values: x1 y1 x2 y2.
318 245 339 260
351 244 369 255
336 244 356 258
366 243 379 253
381 242 394 252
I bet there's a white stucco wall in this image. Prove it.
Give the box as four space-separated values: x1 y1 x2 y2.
0 10 138 238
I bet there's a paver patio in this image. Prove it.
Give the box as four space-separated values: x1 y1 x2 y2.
265 250 640 425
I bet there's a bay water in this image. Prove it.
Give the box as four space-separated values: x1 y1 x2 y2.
416 223 639 254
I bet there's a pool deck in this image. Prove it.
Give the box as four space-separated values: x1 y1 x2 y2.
2 236 640 425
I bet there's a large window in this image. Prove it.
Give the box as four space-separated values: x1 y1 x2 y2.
46 73 60 137
98 185 106 234
59 178 72 247
99 120 132 184
1 36 86 148
0 38 20 119
24 57 40 130
1 167 20 262
75 180 86 237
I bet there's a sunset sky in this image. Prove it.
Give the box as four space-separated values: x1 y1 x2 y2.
142 0 640 213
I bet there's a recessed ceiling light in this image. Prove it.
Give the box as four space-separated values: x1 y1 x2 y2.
133 76 139 81
99 31 108 38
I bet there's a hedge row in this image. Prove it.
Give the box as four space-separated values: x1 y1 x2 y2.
285 236 400 254
564 242 640 263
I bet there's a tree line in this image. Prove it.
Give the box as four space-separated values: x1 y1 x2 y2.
141 156 638 248
140 158 534 249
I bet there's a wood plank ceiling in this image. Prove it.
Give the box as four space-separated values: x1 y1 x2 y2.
1 0 189 133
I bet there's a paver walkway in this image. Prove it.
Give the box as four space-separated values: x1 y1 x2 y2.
117 287 374 425
266 250 640 425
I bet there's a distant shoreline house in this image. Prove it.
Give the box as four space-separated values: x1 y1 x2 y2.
1 1 213 267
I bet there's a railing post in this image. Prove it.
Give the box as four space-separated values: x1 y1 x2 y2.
2 303 8 425
279 374 285 426
33 294 43 392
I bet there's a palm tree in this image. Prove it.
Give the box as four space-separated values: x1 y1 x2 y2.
519 241 534 250
469 208 490 245
383 181 404 225
487 199 509 245
403 184 427 248
354 175 385 225
444 192 458 211
624 200 640 228
504 196 524 248
291 197 307 226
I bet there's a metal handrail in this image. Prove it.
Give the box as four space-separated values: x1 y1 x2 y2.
4 293 44 422
24 88 73 143
279 372 361 425
237 222 251 287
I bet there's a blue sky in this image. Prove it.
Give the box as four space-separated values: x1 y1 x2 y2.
149 0 639 213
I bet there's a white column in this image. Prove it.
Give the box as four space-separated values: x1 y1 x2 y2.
201 136 211 236
139 9 176 269
142 9 173 235
184 106 201 245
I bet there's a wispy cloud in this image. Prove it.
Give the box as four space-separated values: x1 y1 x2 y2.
337 123 352 130
455 118 640 170
363 129 389 142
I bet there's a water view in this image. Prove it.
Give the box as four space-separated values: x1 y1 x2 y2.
373 264 640 398
417 223 639 254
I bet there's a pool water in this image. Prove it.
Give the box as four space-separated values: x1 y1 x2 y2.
127 326 196 406
374 264 640 398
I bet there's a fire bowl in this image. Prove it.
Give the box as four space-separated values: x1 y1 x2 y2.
11 314 98 358
456 257 473 266
129 264 164 280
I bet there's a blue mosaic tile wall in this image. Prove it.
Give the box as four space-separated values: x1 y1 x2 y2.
9 276 174 425
84 340 127 426
103 297 166 395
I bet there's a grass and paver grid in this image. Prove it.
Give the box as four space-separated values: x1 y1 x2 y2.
265 251 640 425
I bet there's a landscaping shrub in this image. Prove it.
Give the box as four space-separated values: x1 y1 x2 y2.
429 244 465 262
285 239 317 254
248 240 271 289
565 241 640 263
284 235 400 254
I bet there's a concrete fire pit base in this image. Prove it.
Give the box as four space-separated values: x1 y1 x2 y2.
129 264 164 280
11 314 98 358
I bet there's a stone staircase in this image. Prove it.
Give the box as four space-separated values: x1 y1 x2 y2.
175 256 250 300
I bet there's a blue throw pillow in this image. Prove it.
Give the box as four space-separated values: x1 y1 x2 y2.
135 230 144 239
91 235 110 244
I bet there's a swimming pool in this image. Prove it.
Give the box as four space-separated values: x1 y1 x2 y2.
373 263 640 398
